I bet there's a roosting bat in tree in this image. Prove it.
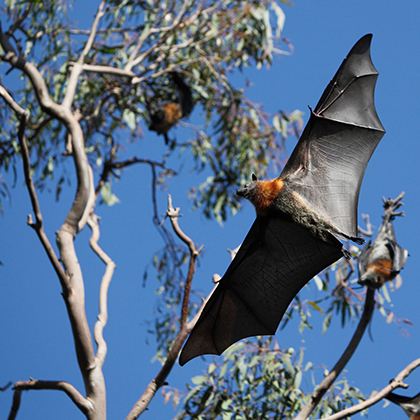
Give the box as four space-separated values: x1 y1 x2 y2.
179 34 385 366
358 198 408 289
147 71 194 144
386 391 420 420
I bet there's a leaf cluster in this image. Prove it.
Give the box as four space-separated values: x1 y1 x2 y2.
174 339 365 419
0 0 299 221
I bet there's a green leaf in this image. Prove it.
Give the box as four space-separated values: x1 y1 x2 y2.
313 275 323 291
270 3 286 38
100 183 120 206
123 109 136 131
308 300 325 314
322 314 332 334
191 375 206 385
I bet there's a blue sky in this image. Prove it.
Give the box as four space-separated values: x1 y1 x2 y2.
1 1 420 419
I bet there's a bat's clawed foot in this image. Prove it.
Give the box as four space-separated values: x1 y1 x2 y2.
351 236 366 246
342 248 352 260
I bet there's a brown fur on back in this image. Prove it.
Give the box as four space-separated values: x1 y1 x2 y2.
152 103 182 134
253 178 284 215
366 259 394 281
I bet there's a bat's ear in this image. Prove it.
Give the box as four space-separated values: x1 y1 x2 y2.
252 173 258 181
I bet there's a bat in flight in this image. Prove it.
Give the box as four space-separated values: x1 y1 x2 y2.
358 197 408 289
179 34 385 366
148 71 194 144
386 391 420 420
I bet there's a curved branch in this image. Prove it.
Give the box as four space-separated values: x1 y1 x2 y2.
95 156 176 198
0 88 71 293
1 47 94 235
321 358 420 420
12 379 92 416
88 213 116 366
295 288 376 420
166 194 204 328
2 18 102 411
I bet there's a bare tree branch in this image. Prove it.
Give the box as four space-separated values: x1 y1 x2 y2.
0 381 12 391
166 194 204 328
1 17 105 419
321 358 420 420
95 155 176 198
12 379 92 416
62 0 108 108
0 85 26 114
125 195 205 419
66 63 135 80
295 288 376 420
7 389 21 420
0 88 72 293
383 191 405 216
88 213 117 366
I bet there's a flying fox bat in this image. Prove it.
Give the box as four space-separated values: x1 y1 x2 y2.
148 71 194 144
358 199 408 289
386 391 420 420
179 34 385 366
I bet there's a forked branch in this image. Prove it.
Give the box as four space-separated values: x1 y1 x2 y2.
321 357 420 420
10 379 92 418
295 288 375 420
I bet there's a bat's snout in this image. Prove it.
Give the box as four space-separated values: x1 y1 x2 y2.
236 188 246 197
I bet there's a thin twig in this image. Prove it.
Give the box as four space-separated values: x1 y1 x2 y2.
321 358 420 420
0 381 12 391
126 0 192 71
166 194 204 328
3 95 71 293
125 195 205 420
295 288 375 420
358 213 373 237
95 156 176 198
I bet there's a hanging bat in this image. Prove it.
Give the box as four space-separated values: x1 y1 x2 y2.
179 34 385 366
148 71 194 144
386 391 420 420
358 197 408 289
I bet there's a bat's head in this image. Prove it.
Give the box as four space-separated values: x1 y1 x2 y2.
236 174 260 202
237 175 284 215
358 258 396 289
358 270 384 289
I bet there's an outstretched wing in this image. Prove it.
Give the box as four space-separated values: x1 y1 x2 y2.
179 216 343 365
281 34 385 238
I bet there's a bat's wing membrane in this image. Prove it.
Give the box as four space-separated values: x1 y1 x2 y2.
281 34 385 238
180 34 385 365
171 72 194 117
357 239 372 278
392 241 408 273
179 216 342 365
